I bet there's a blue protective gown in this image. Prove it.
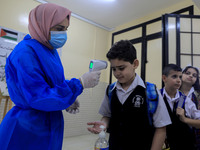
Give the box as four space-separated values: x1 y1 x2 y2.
0 34 83 150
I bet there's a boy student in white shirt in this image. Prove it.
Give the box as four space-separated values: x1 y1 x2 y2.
161 64 200 150
87 40 171 150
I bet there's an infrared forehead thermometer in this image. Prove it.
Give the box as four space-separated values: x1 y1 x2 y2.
89 60 107 72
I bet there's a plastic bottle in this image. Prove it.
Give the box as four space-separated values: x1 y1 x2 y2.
94 125 109 150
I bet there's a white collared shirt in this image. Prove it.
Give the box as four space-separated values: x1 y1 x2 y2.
162 88 200 119
115 74 146 105
187 87 195 101
162 89 180 111
99 74 171 128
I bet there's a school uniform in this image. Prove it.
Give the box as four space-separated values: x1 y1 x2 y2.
185 87 200 149
186 87 200 109
99 74 171 150
161 89 200 150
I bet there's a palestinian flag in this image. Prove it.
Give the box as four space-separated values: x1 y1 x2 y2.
0 28 18 41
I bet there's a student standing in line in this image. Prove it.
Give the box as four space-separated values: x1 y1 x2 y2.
87 40 171 150
178 66 200 149
180 66 200 109
0 3 101 150
161 64 200 150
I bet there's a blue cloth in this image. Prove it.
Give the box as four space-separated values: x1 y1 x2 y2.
0 34 83 150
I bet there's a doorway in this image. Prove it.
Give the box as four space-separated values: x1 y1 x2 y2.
110 6 195 89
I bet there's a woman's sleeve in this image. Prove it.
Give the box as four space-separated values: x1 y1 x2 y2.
9 48 83 111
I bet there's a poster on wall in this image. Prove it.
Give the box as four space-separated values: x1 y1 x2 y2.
0 26 26 96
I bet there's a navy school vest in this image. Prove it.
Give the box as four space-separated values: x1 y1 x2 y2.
161 90 196 150
108 85 154 150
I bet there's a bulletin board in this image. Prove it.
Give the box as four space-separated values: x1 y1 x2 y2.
0 26 26 96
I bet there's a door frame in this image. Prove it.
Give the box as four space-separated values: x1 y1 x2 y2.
109 6 194 84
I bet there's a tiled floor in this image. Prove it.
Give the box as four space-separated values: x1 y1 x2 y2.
62 134 97 150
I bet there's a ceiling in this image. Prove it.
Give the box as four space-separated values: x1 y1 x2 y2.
36 0 190 31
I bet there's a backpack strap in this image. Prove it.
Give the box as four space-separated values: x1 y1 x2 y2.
106 82 116 106
146 82 159 126
176 91 186 109
160 88 164 95
161 88 186 109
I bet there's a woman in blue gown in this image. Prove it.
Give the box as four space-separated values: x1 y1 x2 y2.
0 3 100 150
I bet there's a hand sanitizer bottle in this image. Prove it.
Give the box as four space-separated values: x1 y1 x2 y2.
94 125 109 150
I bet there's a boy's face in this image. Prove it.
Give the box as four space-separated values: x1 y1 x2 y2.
162 70 182 91
110 58 138 86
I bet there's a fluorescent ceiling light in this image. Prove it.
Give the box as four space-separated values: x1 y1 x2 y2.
101 0 115 2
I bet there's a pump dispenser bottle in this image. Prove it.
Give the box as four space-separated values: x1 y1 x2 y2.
94 125 109 150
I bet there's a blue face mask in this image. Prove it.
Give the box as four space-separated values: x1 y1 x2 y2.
49 31 67 49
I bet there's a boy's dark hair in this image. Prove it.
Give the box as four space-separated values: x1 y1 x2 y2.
106 40 137 64
162 64 182 76
182 66 200 92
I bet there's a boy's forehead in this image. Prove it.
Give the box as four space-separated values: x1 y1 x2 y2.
168 70 182 75
110 59 128 65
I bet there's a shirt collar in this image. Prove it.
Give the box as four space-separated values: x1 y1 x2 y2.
188 87 194 96
115 73 146 92
163 88 180 102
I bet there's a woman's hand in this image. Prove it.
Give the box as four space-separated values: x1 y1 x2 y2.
66 99 80 114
